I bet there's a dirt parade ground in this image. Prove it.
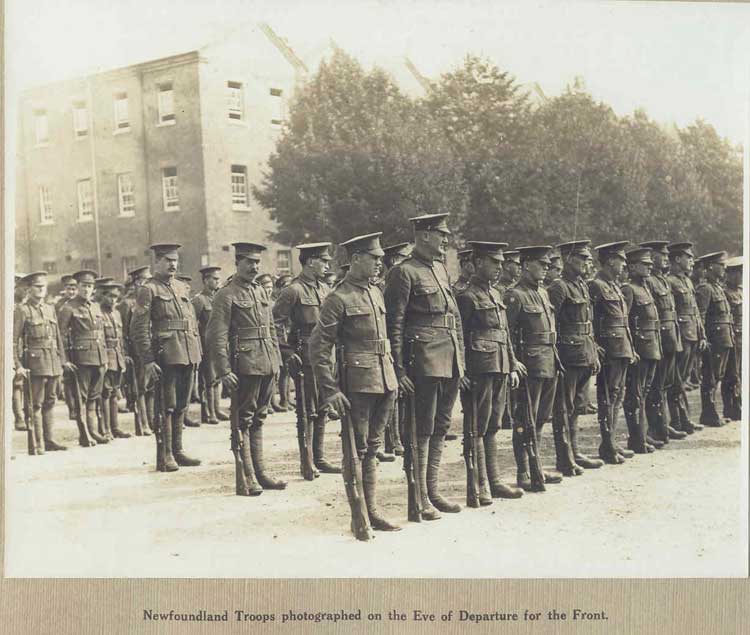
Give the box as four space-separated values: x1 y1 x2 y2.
5 387 746 579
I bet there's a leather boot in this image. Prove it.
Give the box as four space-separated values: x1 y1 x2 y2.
513 428 541 491
133 400 144 436
184 411 201 427
391 409 404 456
553 420 582 476
31 410 45 455
204 384 219 424
313 414 342 474
86 402 109 444
376 450 396 462
417 436 440 520
238 428 263 495
42 406 67 451
384 423 394 454
13 385 27 431
110 397 131 438
136 394 152 435
161 413 179 472
213 386 230 421
475 442 493 506
484 432 523 498
645 435 664 449
249 426 287 489
668 425 687 439
362 455 401 530
700 389 724 427
97 400 112 440
426 435 461 513
536 426 563 484
172 411 201 466
624 403 648 453
569 416 603 469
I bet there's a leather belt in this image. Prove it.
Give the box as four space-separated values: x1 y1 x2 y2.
155 320 188 331
559 322 592 335
472 328 507 342
406 313 457 330
659 309 676 322
237 325 273 340
602 317 627 328
635 319 659 332
524 331 556 345
346 339 391 354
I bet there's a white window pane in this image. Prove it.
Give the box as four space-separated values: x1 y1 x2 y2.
39 186 53 223
162 167 179 211
231 165 248 208
73 103 88 137
118 173 135 216
114 95 130 129
270 89 284 125
158 84 175 122
77 180 93 220
227 81 243 120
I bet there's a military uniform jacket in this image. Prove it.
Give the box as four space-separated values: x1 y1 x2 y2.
309 275 398 401
58 296 108 367
451 275 471 297
725 285 742 348
505 279 557 379
384 252 465 380
667 272 704 343
696 280 734 350
588 272 635 361
13 299 66 376
547 271 598 368
622 279 662 361
206 276 281 379
102 308 127 372
191 291 214 344
456 275 517 376
130 274 202 367
54 296 70 316
116 296 135 356
645 273 682 355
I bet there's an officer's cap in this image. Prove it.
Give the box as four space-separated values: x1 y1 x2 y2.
21 271 48 287
698 251 728 266
98 282 124 292
150 243 182 259
339 263 351 272
467 241 508 262
95 276 114 287
256 273 273 285
557 240 592 259
517 245 553 264
176 274 192 283
549 249 562 263
503 250 521 264
640 240 670 255
72 269 98 283
232 242 266 260
128 265 151 279
60 274 77 286
595 241 629 262
383 242 412 258
409 213 451 234
340 232 385 257
726 256 743 270
295 242 332 261
626 247 653 265
199 265 221 276
667 241 694 258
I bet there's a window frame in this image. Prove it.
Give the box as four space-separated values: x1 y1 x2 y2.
38 185 54 225
117 172 136 217
270 88 284 126
34 109 50 146
276 249 292 276
76 178 94 222
113 92 131 133
41 260 58 274
72 101 89 139
227 81 244 122
161 166 180 212
157 82 176 126
230 164 249 210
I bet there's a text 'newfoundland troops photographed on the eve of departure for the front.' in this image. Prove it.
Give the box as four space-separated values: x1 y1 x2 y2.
11 210 743 541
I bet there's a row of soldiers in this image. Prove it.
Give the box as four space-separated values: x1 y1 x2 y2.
11 213 743 541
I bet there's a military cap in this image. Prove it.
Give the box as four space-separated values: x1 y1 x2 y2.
640 240 670 255
198 265 221 276
149 243 181 258
256 273 273 285
72 269 98 283
20 271 48 286
549 249 562 263
95 276 114 286
725 256 743 270
340 232 385 257
457 248 474 260
557 239 592 258
667 241 694 258
232 242 266 259
595 241 629 262
383 242 412 258
339 263 351 273
295 242 332 261
176 274 192 283
128 265 151 278
98 281 124 291
503 250 521 264
60 274 77 286
698 251 728 266
409 213 451 234
466 240 508 262
517 245 553 264
625 247 653 265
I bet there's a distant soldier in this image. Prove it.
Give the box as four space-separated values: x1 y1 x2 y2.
688 257 708 388
544 249 563 287
99 282 132 439
55 274 78 314
384 213 466 519
256 273 274 296
206 242 286 494
271 274 294 413
589 242 636 464
695 251 735 427
456 241 524 501
451 248 474 296
13 272 67 452
131 244 202 471
721 257 743 421
666 242 706 433
12 275 29 431
494 249 521 430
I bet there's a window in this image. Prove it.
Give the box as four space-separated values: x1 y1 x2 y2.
276 250 292 276
114 93 130 131
121 256 137 279
42 260 57 274
39 186 53 224
77 179 93 221
34 109 49 145
117 173 135 216
227 81 244 120
80 258 97 271
231 165 248 209
157 82 175 124
161 167 179 211
270 88 284 125
72 101 88 138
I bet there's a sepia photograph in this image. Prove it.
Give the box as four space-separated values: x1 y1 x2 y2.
3 0 748 588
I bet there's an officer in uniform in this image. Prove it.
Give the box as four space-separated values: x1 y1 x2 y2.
456 241 524 501
256 273 274 296
695 251 735 427
494 250 521 294
505 246 564 490
13 272 67 452
309 232 401 531
206 242 286 494
271 274 294 413
666 242 705 433
589 242 636 464
721 257 742 421
55 274 78 313
544 249 563 287
12 275 29 431
99 282 132 439
57 270 109 445
547 240 604 474
384 213 466 519
452 248 474 295
621 247 662 453
273 242 341 475
131 244 202 471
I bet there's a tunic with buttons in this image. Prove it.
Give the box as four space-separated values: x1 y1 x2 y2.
547 270 598 368
588 272 635 361
191 291 214 346
695 280 735 350
57 296 108 367
13 299 66 376
621 280 662 361
101 307 127 372
668 272 705 343
725 285 742 349
645 273 682 354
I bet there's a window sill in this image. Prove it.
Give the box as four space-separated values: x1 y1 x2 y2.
227 118 247 126
156 120 176 127
118 212 136 218
232 205 251 212
77 217 93 223
163 207 181 213
39 220 55 226
113 127 132 136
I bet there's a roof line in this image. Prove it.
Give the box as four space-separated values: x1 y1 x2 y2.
259 23 309 75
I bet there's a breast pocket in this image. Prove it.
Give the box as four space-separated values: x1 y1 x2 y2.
298 297 319 323
152 291 174 320
636 298 658 319
474 302 499 327
413 284 443 312
28 318 47 339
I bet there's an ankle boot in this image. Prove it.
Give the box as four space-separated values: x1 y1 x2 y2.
110 397 131 438
512 428 539 490
363 455 401 531
249 426 286 489
426 435 461 513
42 406 67 451
417 436 440 520
238 428 264 496
97 399 112 440
700 389 723 426
475 442 493 506
569 416 603 468
31 410 45 455
624 403 648 453
172 411 201 466
553 420 581 476
161 413 179 472
86 403 109 444
484 432 523 498
313 415 342 474
390 410 404 455
214 387 229 421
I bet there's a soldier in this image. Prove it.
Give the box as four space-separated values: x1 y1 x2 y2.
273 242 341 476
130 244 202 471
99 282 132 439
452 248 474 295
695 251 735 427
589 241 637 464
55 274 78 313
494 249 521 430
640 241 687 444
309 232 401 532
12 275 29 431
547 240 604 474
192 265 226 425
621 247 662 453
13 272 67 452
384 213 466 519
256 273 274 296
721 257 743 421
57 269 110 445
666 242 706 433
505 246 564 490
206 242 286 494
544 249 563 287
456 241 524 501
271 274 294 413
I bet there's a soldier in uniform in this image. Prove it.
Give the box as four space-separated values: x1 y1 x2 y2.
58 269 109 445
589 242 637 464
13 272 67 452
621 247 662 453
309 233 401 531
695 251 735 427
544 249 563 287
547 240 604 474
99 282 132 439
505 246 564 490
452 248 474 296
206 242 286 494
55 274 78 313
384 213 466 519
456 241 524 501
640 241 687 444
13 274 30 432
256 273 274 296
721 257 743 421
130 244 202 471
273 242 341 476
271 274 294 413
494 249 521 430
666 242 706 433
